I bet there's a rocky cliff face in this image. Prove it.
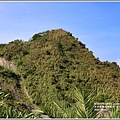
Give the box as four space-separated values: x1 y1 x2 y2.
0 57 16 71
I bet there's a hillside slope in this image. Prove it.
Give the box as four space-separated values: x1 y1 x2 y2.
0 29 120 117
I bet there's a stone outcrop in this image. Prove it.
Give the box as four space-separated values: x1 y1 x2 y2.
97 108 112 118
0 57 16 71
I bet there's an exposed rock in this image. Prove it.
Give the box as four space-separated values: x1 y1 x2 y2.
0 57 16 71
40 114 50 118
97 108 112 118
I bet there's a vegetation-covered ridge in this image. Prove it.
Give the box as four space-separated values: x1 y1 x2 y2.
0 29 120 118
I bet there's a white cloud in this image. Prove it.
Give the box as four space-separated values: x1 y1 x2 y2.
116 59 120 67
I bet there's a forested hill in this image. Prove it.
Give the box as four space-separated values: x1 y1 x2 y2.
0 29 120 118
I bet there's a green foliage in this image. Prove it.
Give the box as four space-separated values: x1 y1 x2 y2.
0 44 6 56
0 29 120 118
95 93 110 102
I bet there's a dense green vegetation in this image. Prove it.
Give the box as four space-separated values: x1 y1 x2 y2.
0 29 120 118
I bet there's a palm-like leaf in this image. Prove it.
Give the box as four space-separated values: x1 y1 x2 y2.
53 86 98 118
74 86 97 118
53 102 72 118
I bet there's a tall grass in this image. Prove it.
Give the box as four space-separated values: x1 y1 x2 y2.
110 107 120 118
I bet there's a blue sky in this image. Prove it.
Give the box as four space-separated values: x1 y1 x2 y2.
0 2 120 66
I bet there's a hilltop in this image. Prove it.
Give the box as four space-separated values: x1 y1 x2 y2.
0 29 120 118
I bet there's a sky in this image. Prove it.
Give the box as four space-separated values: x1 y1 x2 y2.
0 2 120 66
